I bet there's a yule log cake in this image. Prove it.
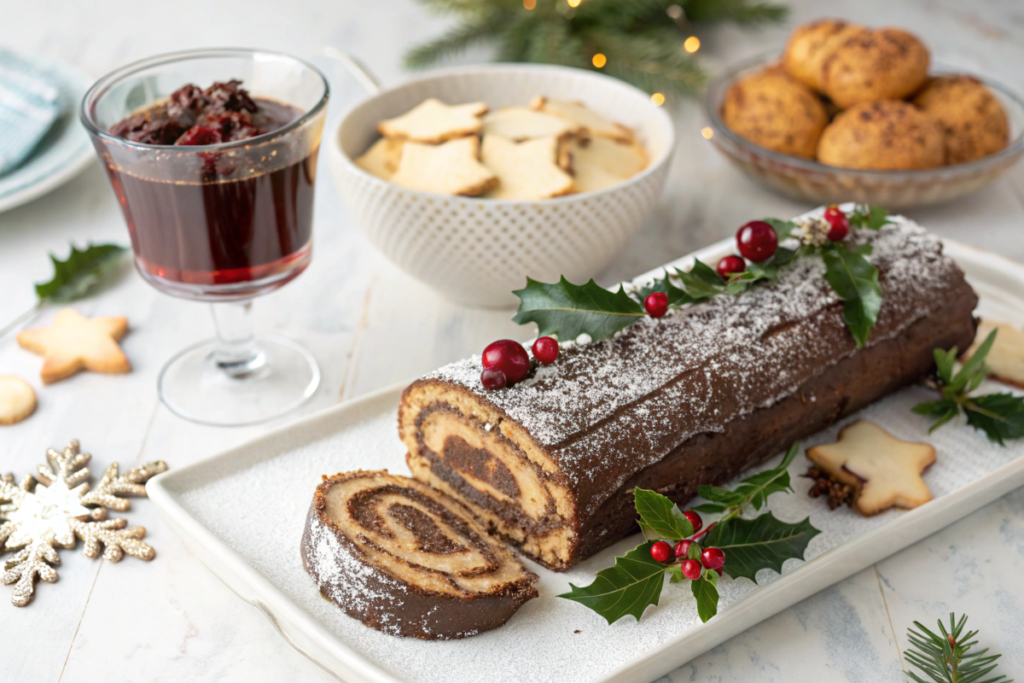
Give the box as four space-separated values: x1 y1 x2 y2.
398 218 978 571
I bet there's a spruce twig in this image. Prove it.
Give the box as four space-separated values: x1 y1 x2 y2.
904 613 1011 683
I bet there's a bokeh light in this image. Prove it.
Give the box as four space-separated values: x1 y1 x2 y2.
592 53 607 68
701 127 714 139
651 92 666 106
684 36 700 53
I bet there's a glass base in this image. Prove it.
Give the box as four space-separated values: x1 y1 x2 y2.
157 333 320 426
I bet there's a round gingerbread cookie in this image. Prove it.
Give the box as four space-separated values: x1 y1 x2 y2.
913 75 1009 165
782 19 867 91
817 100 944 170
821 28 930 108
0 376 37 425
722 67 828 159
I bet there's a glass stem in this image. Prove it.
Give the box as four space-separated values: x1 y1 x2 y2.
210 301 266 378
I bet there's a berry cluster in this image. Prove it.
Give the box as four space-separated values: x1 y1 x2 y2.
479 336 559 390
714 205 851 279
647 510 726 581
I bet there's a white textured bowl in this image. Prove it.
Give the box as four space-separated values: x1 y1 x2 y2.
329 64 675 308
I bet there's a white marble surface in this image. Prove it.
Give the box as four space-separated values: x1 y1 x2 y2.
0 0 1022 681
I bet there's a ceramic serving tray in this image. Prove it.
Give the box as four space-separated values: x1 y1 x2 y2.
147 237 1024 683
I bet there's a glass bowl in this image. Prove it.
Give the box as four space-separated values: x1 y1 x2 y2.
704 52 1024 209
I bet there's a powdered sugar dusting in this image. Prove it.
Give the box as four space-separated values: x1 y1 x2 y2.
427 216 956 515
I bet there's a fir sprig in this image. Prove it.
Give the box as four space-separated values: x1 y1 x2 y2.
405 0 787 97
913 329 1024 444
559 444 818 624
904 613 1011 683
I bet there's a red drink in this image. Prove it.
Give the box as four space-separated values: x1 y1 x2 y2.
99 81 322 299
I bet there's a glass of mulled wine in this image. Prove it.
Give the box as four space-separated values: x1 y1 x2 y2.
81 49 329 426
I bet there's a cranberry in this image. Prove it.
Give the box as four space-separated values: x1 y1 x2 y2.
716 255 746 279
644 292 669 318
681 559 703 580
683 510 703 534
823 205 850 242
176 126 222 146
650 541 672 563
532 337 559 365
701 547 726 571
736 221 778 263
482 340 530 384
673 539 692 559
480 367 507 390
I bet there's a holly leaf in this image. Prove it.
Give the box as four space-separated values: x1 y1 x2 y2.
35 243 128 303
728 443 799 510
697 444 799 513
821 244 882 348
912 399 961 433
691 570 719 623
557 541 667 624
763 218 799 243
964 393 1024 445
674 260 731 301
512 276 645 342
849 205 892 231
634 271 692 307
634 488 693 540
745 246 798 282
703 512 820 582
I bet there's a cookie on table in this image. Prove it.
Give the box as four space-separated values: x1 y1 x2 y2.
17 309 130 384
481 107 579 141
820 28 930 108
378 98 488 144
355 138 405 180
563 136 648 193
389 136 497 196
782 19 867 91
721 66 828 159
482 135 575 200
530 96 633 142
817 100 944 170
0 376 36 425
913 75 1009 164
807 420 935 516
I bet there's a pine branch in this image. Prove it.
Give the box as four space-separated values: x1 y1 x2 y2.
405 0 788 96
904 613 1011 683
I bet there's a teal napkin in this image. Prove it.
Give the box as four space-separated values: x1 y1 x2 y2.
0 49 62 175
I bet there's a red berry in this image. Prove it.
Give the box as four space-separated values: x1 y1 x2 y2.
701 547 725 571
480 367 507 390
714 567 723 576
716 255 746 279
482 340 530 384
532 336 559 365
736 221 778 263
650 540 672 563
176 125 222 146
683 510 703 534
681 559 703 580
823 205 851 242
645 292 669 318
674 539 692 559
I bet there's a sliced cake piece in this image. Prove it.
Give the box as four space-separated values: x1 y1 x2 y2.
399 217 978 570
301 470 538 640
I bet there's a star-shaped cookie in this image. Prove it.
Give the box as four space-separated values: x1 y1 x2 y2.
378 98 488 143
806 420 935 516
17 308 130 384
482 135 575 200
961 319 1024 389
389 136 498 196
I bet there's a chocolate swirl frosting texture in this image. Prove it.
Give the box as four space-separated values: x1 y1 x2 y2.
300 470 538 640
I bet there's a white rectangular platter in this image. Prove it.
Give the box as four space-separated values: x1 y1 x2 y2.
147 237 1024 683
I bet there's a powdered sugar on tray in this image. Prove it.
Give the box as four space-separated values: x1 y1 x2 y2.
177 382 1023 683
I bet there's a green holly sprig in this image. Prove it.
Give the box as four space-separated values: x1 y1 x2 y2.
913 329 1024 445
513 205 891 348
558 444 819 624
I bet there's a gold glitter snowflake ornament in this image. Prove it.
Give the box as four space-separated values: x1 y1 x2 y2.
0 439 167 606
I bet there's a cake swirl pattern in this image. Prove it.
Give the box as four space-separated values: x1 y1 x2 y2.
300 470 538 639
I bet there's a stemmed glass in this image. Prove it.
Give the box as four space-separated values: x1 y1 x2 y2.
81 49 329 426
